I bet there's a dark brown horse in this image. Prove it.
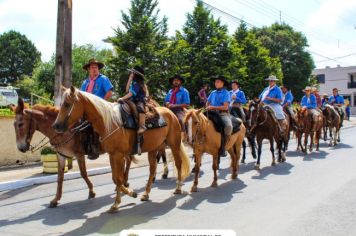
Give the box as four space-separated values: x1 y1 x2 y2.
248 100 290 169
322 104 341 146
295 108 323 154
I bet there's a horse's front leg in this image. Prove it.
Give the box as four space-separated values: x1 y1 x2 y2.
191 151 202 192
249 136 257 159
141 151 157 201
270 138 276 166
76 154 95 199
309 132 314 152
303 132 308 154
211 153 219 187
255 136 263 170
161 150 169 179
241 139 246 164
49 154 66 208
123 155 132 187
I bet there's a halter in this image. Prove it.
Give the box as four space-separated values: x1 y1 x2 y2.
186 114 205 146
62 98 76 127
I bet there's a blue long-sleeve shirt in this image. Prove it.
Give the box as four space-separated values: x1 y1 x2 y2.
301 94 317 109
329 94 344 105
282 91 294 107
230 89 247 105
259 86 283 104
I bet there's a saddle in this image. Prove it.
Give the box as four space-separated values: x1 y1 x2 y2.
119 99 167 130
203 111 241 134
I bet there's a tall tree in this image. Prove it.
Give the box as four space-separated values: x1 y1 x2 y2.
234 22 283 98
107 0 169 97
177 0 246 105
0 30 41 84
253 23 315 99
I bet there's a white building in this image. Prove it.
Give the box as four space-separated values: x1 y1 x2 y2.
312 65 356 115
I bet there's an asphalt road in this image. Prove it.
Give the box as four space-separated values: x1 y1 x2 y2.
0 126 356 236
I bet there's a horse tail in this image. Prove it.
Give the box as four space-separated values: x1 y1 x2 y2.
178 142 191 181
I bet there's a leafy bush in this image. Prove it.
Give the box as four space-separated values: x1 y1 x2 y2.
0 108 14 116
40 146 57 155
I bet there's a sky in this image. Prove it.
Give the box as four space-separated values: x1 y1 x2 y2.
0 0 356 69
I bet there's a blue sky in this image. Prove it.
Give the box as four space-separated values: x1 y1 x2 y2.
0 0 355 69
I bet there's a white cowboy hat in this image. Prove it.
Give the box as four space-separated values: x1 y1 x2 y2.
265 75 278 81
311 87 319 92
303 86 312 92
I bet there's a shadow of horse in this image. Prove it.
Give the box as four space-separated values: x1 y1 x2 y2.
61 194 187 235
329 143 353 150
252 162 294 180
178 179 247 210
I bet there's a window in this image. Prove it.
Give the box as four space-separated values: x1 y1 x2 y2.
354 95 356 107
316 74 325 84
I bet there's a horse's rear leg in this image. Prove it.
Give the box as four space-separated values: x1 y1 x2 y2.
241 139 246 164
49 154 66 208
270 138 276 166
255 136 263 170
76 155 95 199
249 136 257 159
123 156 132 187
160 149 169 179
141 151 157 201
211 154 219 187
191 152 202 192
309 132 314 152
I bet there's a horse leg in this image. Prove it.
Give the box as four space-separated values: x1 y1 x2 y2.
255 136 263 170
241 139 246 164
303 132 308 154
337 126 341 143
76 155 95 199
161 149 169 179
270 138 276 166
309 132 313 153
141 151 157 201
211 153 219 187
49 154 66 208
277 138 283 163
316 130 321 151
123 155 132 187
249 136 257 159
191 152 202 192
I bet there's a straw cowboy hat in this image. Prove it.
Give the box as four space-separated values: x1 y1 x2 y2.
83 58 105 70
127 65 145 81
211 75 229 87
265 75 278 81
303 86 312 92
231 80 241 86
169 74 185 84
311 86 319 92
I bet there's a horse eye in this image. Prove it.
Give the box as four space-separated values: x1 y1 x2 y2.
18 123 24 128
63 102 70 109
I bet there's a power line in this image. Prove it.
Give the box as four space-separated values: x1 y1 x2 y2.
316 52 356 63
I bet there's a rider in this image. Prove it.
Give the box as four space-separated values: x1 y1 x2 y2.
329 87 345 126
259 75 286 135
229 80 247 122
321 93 329 107
198 84 209 108
301 86 320 131
206 76 232 156
312 86 322 108
165 75 190 130
80 59 114 159
280 85 297 129
118 66 147 135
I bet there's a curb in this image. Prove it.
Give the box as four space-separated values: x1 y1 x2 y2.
0 167 111 192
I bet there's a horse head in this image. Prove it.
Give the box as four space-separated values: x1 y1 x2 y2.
11 98 44 152
183 108 205 145
248 99 266 131
53 86 82 133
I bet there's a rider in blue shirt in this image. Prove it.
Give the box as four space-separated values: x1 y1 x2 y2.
301 87 320 125
229 80 247 122
281 85 297 129
207 75 232 156
329 87 345 126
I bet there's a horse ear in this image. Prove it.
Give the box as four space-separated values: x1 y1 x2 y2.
24 109 44 118
183 107 188 113
70 85 76 95
9 104 16 112
197 108 204 115
18 98 24 112
61 85 68 93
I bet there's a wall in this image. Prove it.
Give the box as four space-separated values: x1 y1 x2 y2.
0 116 44 166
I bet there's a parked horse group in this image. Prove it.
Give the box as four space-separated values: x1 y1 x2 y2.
11 86 343 213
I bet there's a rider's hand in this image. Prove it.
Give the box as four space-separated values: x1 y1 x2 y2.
206 106 212 110
117 98 123 102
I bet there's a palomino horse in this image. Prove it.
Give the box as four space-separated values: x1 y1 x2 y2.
11 98 136 207
183 109 246 192
295 108 323 154
322 104 341 146
53 86 190 213
248 100 290 169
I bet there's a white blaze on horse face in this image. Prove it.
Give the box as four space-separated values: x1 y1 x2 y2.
188 117 193 144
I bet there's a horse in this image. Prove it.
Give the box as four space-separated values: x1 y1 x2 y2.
322 104 341 146
11 98 136 208
230 106 257 163
295 108 323 154
248 100 290 169
183 109 246 192
53 86 190 213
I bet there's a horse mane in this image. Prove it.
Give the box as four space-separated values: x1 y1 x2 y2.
324 104 339 117
32 104 59 117
74 90 122 133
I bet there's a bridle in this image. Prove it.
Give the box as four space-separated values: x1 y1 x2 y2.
62 98 76 128
250 103 268 133
186 114 205 146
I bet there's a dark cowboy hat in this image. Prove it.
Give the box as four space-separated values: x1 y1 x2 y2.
169 74 185 84
280 85 290 90
332 87 341 92
127 65 145 81
83 58 105 70
211 75 229 87
231 80 240 86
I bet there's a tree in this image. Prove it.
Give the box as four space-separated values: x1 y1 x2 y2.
234 22 283 98
176 0 247 104
107 0 169 97
253 23 315 99
0 30 41 84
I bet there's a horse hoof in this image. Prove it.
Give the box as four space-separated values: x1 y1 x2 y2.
49 201 58 208
162 174 168 179
210 182 218 188
88 191 96 199
152 177 156 183
231 173 237 179
141 194 149 201
173 189 182 195
271 162 276 166
132 192 138 198
254 165 260 170
191 186 198 192
107 206 119 214
124 182 130 188
241 160 245 164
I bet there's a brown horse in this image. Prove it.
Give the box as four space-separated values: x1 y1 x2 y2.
183 109 246 192
295 108 323 154
322 104 341 146
53 86 190 213
248 100 290 169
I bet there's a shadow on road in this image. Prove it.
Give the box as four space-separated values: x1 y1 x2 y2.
252 162 294 180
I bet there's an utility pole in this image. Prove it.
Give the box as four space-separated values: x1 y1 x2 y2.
54 0 72 106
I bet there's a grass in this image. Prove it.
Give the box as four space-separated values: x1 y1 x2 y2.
0 108 14 117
